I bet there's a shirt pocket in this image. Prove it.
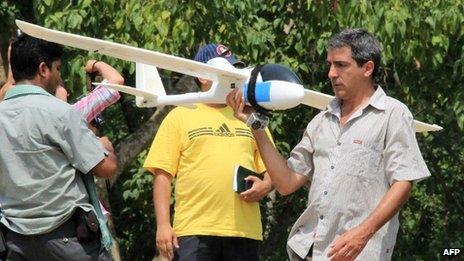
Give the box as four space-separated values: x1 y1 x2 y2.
344 144 382 181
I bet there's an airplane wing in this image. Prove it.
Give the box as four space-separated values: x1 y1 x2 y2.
302 89 334 110
302 89 442 132
94 82 158 100
15 20 248 83
413 122 443 132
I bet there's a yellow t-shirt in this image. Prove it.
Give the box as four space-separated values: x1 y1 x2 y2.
144 104 272 240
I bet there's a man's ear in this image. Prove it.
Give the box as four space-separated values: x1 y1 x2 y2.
37 62 49 78
363 61 375 78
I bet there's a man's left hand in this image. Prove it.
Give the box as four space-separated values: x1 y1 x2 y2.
327 225 373 261
240 175 272 202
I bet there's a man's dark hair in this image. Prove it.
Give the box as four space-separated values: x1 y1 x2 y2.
328 28 382 78
10 34 63 82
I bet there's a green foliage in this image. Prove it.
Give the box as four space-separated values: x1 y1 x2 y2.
0 1 17 26
0 1 22 48
7 0 462 259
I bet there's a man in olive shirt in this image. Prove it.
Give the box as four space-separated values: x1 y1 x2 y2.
0 34 117 260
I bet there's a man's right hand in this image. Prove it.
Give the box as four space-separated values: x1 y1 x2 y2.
156 224 179 259
226 88 254 123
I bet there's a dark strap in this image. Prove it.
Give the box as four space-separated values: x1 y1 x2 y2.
247 65 271 116
87 72 104 127
87 72 98 91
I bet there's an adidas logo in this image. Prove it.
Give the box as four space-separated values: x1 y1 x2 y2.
214 123 235 137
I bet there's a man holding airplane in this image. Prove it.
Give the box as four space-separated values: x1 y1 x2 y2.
227 28 431 260
144 43 274 260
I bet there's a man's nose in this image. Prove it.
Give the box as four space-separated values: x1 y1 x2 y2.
328 65 337 79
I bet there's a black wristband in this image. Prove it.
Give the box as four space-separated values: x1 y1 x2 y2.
91 60 101 73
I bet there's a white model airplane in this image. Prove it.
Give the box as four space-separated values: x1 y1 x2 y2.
15 20 442 133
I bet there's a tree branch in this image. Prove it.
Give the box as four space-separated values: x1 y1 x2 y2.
110 106 170 187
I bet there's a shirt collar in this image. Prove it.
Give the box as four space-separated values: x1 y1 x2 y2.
4 84 53 100
325 85 386 117
326 97 341 117
368 85 386 111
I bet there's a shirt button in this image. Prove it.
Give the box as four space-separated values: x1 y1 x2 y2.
337 141 341 146
324 191 328 195
319 215 324 220
330 165 334 169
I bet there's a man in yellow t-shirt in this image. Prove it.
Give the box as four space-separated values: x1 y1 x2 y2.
144 43 273 260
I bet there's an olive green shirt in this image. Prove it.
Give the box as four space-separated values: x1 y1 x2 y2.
0 84 106 235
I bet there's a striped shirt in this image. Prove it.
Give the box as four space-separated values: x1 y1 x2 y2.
71 82 120 220
286 86 431 260
72 81 120 123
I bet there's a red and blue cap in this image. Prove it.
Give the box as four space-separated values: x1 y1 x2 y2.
194 43 245 67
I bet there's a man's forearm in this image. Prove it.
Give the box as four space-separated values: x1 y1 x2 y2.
358 181 412 237
225 87 307 195
252 130 307 195
327 181 413 259
153 170 173 227
93 61 124 85
92 154 117 179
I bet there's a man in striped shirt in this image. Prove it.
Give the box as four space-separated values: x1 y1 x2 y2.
227 28 431 260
